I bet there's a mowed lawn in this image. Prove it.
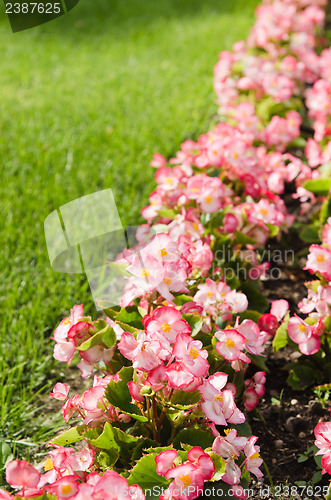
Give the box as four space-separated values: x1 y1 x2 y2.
0 0 259 465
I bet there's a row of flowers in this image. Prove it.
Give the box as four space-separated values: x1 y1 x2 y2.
2 0 331 498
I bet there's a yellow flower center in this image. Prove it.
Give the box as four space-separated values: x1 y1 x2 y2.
63 318 71 325
161 322 171 333
224 429 231 435
206 291 213 298
215 394 224 402
260 208 268 216
141 269 150 278
316 254 325 263
44 458 53 471
163 277 172 285
250 452 260 459
298 324 306 332
165 177 173 185
179 475 192 487
205 195 213 204
232 152 239 158
159 248 168 257
62 485 72 495
189 347 199 359
226 339 236 348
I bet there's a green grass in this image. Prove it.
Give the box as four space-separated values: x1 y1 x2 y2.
0 0 259 471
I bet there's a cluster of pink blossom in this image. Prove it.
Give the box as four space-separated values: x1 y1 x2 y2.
2 459 145 500
286 217 331 355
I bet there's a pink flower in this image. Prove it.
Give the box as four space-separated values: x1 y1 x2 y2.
118 332 165 371
215 329 249 363
173 333 209 378
145 306 191 344
258 314 279 335
151 153 167 168
270 299 289 321
93 470 145 500
50 383 70 401
6 460 40 490
288 316 321 355
165 462 205 500
53 305 84 343
155 449 178 475
304 245 331 281
199 373 245 426
315 422 331 475
244 437 263 479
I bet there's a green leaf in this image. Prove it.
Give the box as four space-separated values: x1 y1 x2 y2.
182 314 203 336
320 197 331 225
266 224 280 238
247 353 269 373
78 323 116 351
171 390 201 409
173 294 194 306
116 306 144 329
312 471 322 484
240 283 268 313
97 450 119 468
127 453 171 496
173 428 214 450
103 306 121 320
50 425 85 446
132 439 159 462
303 179 331 196
234 231 257 246
287 365 316 391
273 313 290 352
299 224 320 243
208 452 226 481
297 454 309 463
157 208 177 219
89 422 139 463
105 367 148 422
238 310 261 323
232 421 252 437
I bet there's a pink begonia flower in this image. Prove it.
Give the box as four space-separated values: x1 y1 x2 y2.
165 462 205 500
50 383 70 401
270 299 289 321
142 233 179 263
225 290 248 314
244 436 263 479
128 379 145 403
180 301 203 317
223 213 239 233
236 320 267 356
199 372 245 426
258 313 279 335
186 447 215 481
67 321 95 347
6 460 40 490
127 254 164 292
53 340 76 364
150 153 167 168
53 304 84 343
45 475 80 498
243 388 259 412
0 489 11 499
118 331 166 371
155 449 178 476
166 362 196 390
315 421 331 475
215 329 249 363
155 167 180 191
304 245 331 280
93 470 145 500
144 306 191 344
146 364 167 391
173 333 209 378
322 218 331 247
61 394 81 422
288 315 321 355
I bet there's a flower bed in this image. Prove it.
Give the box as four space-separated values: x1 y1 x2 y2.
2 0 331 499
